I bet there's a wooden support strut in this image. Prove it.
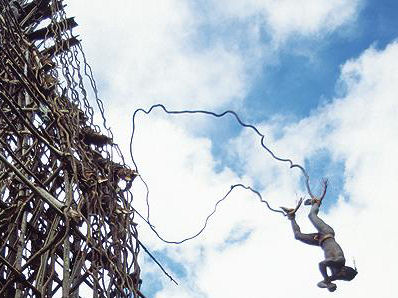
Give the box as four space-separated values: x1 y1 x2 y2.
41 36 80 58
27 17 78 41
0 255 41 296
19 0 65 28
0 152 65 214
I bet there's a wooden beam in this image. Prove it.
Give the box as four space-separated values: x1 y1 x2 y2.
27 17 78 41
41 36 80 58
20 0 65 28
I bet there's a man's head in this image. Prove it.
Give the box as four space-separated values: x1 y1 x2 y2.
336 266 358 281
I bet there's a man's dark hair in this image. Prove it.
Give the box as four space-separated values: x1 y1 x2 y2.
337 266 358 281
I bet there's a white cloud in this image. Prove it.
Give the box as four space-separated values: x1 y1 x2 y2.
143 42 398 298
212 0 361 43
65 0 361 123
66 0 248 111
63 1 396 297
64 0 364 156
131 116 241 242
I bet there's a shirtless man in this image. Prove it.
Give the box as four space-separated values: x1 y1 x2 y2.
281 181 357 292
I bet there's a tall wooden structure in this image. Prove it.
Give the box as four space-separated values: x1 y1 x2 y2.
0 1 142 296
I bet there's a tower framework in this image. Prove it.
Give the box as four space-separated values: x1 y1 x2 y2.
0 1 142 296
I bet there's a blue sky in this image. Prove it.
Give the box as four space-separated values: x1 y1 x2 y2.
68 1 398 297
247 0 398 120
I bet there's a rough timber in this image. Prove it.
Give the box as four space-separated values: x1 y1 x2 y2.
0 1 142 297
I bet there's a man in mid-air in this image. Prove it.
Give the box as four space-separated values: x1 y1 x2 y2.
281 180 357 292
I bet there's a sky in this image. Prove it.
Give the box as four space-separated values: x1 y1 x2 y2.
66 1 398 297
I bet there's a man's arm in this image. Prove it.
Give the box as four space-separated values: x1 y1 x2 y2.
319 260 331 281
319 257 345 281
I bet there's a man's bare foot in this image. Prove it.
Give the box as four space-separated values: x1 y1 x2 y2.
304 198 321 206
280 206 295 219
280 198 303 219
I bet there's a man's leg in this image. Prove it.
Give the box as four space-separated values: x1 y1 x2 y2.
308 203 334 235
281 199 319 245
290 219 319 246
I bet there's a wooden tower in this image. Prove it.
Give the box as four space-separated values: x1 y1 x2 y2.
0 1 142 296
